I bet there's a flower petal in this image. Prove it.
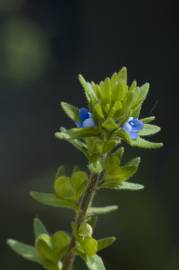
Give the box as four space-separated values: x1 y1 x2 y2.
123 122 132 133
79 108 90 121
130 131 138 140
131 119 144 131
82 118 95 128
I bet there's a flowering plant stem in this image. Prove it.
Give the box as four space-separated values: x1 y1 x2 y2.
62 172 101 270
7 68 163 270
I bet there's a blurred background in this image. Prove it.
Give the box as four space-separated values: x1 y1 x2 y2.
0 0 178 269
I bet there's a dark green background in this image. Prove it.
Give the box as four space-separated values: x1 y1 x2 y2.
0 0 178 269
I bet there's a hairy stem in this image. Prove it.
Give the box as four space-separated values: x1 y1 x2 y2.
62 173 101 270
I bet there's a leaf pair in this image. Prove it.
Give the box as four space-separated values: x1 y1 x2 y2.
54 170 88 202
35 231 70 269
102 153 141 188
31 168 88 212
7 218 70 270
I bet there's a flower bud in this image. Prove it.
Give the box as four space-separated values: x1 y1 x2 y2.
79 223 93 238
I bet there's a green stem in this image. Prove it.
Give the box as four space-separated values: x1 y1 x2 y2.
62 173 101 270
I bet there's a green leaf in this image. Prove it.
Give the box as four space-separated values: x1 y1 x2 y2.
7 239 40 263
141 116 155 123
113 82 128 105
114 181 144 190
35 234 56 263
71 171 88 199
109 100 122 117
138 83 150 104
85 255 106 270
138 124 161 136
61 102 80 122
132 83 150 117
54 176 74 199
112 146 125 162
33 218 48 238
65 127 100 139
87 205 118 216
102 118 118 130
51 231 70 258
129 80 137 92
119 157 141 180
55 129 88 156
104 156 140 183
30 192 78 210
102 139 119 154
79 74 97 103
94 103 104 119
118 66 127 84
71 171 88 191
102 78 112 105
87 216 98 229
80 237 98 256
97 237 116 252
55 165 65 179
129 137 163 149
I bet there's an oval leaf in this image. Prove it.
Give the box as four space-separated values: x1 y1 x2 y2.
7 239 40 263
30 192 79 210
115 182 144 190
87 205 118 216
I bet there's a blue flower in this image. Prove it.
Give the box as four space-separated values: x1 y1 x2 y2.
123 117 144 139
76 107 95 128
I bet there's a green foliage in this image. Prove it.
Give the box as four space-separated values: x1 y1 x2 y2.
141 116 155 123
101 151 141 188
35 234 56 263
35 231 70 270
7 239 40 263
80 237 98 256
87 206 118 216
110 181 144 191
97 237 116 252
55 165 66 179
54 170 88 201
30 192 79 211
61 102 80 122
54 176 74 198
85 255 106 270
33 218 48 238
51 231 70 258
138 124 161 136
87 216 98 229
129 137 163 149
7 67 163 270
57 67 162 156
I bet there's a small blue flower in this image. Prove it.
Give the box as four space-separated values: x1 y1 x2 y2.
123 117 144 139
76 107 95 128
